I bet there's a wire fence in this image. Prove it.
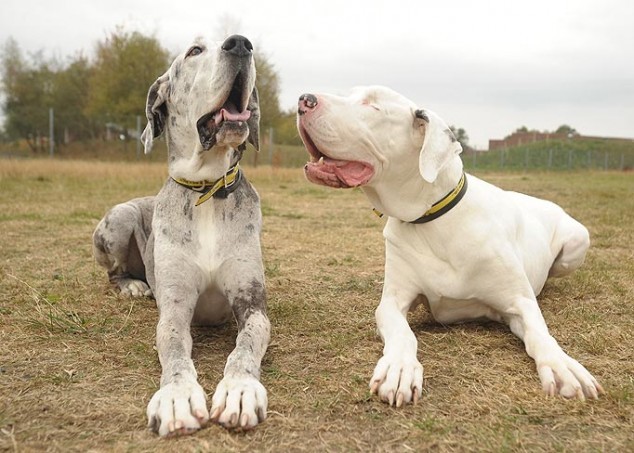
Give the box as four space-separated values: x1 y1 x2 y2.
462 148 634 171
3 119 633 173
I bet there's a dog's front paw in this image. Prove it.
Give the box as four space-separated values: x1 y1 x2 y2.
210 376 267 429
146 381 209 437
537 353 604 400
370 354 424 407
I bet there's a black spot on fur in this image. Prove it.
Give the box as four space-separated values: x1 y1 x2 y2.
230 279 266 330
183 197 192 218
93 231 113 253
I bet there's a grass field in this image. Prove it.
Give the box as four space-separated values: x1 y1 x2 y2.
0 159 632 452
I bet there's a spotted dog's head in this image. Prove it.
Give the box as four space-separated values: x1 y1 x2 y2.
141 34 260 161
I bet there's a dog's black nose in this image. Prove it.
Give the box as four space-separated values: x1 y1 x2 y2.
221 35 253 57
298 93 318 115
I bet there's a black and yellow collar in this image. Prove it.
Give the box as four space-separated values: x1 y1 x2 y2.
172 163 242 206
373 172 468 224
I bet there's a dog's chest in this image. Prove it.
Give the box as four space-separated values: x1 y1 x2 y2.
191 202 228 272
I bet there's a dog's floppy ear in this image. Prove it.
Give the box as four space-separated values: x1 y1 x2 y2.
140 73 169 154
246 86 260 151
415 109 462 183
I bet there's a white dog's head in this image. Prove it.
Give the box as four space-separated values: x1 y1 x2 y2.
142 34 259 158
297 86 461 187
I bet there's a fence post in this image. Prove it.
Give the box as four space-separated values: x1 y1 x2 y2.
604 151 608 170
136 116 142 159
268 127 274 165
472 150 476 169
548 149 553 169
568 149 572 169
621 153 625 171
524 148 529 170
587 150 592 168
49 108 55 157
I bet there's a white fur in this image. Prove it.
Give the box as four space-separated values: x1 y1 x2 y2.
297 85 603 406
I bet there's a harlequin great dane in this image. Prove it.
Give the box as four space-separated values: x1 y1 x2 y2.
93 35 269 436
296 85 603 407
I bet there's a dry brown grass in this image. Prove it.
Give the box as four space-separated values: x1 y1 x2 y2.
1 159 632 452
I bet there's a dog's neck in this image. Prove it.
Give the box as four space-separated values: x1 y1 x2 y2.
362 156 464 223
165 126 240 182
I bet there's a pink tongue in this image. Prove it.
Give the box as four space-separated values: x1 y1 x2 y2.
335 161 371 186
213 102 251 125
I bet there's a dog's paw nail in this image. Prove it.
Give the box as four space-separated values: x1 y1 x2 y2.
210 407 222 421
387 391 394 406
412 388 420 404
396 392 404 408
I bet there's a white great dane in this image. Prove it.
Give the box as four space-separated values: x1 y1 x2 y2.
296 86 603 407
93 35 269 436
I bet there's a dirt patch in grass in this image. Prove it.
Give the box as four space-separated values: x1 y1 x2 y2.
1 160 632 451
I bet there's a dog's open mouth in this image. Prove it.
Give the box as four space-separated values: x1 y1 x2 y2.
299 125 374 188
197 73 251 150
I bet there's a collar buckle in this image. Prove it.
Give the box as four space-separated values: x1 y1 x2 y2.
171 163 242 206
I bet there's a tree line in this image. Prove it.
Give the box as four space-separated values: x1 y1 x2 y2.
0 28 302 154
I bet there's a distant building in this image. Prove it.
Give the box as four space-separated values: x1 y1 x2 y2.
489 131 633 150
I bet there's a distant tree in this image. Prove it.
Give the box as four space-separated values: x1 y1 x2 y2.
254 50 282 133
85 28 170 133
505 126 541 140
0 38 55 151
275 108 303 146
54 55 94 140
555 124 578 136
449 125 469 149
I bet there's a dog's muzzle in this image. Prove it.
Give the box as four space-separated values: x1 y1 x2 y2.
197 35 254 150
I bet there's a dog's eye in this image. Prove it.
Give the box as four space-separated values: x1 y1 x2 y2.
186 46 203 57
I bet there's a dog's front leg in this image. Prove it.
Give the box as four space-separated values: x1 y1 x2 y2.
370 279 424 407
210 262 270 429
505 295 604 400
146 267 209 437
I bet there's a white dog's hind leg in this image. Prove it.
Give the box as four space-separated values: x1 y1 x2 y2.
549 217 590 278
370 284 424 407
506 295 603 400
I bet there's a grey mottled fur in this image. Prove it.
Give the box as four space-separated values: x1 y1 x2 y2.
92 35 270 437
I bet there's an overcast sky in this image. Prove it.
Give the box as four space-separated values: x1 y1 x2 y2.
2 0 633 148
